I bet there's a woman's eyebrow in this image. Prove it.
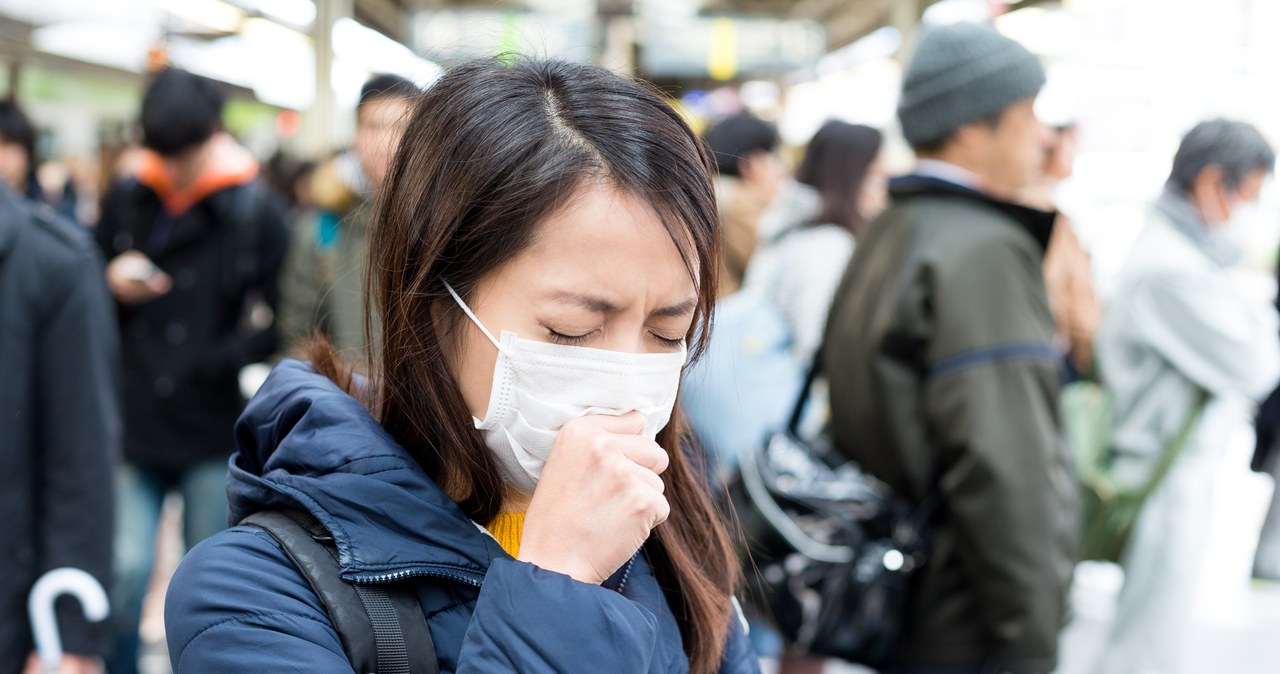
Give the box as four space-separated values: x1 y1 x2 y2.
548 291 618 314
651 298 697 318
545 291 696 318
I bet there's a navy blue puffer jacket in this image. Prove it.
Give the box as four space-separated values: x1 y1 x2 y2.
164 360 759 673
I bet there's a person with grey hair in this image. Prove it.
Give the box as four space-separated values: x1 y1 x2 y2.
1094 118 1280 674
823 22 1074 674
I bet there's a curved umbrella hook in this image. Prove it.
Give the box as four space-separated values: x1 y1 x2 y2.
28 568 110 673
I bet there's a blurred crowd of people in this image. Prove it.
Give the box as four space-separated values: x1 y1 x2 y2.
4 17 1280 674
4 65 424 674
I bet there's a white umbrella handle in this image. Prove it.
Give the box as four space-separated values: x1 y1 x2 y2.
28 568 110 673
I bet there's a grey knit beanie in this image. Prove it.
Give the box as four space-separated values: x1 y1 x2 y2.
897 22 1045 149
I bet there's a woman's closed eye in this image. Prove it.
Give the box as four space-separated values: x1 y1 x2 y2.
544 326 685 350
650 332 686 349
546 327 596 345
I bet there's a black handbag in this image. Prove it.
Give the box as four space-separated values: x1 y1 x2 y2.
727 349 938 666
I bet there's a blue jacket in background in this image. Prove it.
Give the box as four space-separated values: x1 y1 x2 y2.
164 359 759 673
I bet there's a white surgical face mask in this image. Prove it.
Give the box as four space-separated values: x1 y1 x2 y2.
1221 199 1262 250
1201 193 1262 266
444 282 686 493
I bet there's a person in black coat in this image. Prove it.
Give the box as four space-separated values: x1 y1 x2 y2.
93 69 288 673
1254 263 1280 581
0 180 120 674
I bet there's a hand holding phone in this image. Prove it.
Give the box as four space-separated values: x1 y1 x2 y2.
106 251 172 305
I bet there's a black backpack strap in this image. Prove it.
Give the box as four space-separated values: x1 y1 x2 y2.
240 510 438 674
351 585 438 674
785 348 822 437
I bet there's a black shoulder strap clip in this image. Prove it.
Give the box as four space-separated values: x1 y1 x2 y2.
240 510 438 674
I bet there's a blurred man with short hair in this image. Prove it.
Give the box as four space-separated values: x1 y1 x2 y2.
276 73 421 361
95 68 287 674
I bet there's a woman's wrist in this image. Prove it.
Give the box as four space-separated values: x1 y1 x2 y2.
516 549 602 585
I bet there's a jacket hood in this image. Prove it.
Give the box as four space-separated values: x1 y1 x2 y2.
229 359 501 581
138 133 259 216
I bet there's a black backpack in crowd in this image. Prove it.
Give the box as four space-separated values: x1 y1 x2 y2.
240 510 439 674
726 349 939 666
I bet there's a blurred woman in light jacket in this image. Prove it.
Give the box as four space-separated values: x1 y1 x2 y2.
744 121 887 362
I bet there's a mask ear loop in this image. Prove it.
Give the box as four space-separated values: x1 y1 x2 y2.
442 280 508 354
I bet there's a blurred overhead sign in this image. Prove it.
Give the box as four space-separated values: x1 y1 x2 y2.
641 16 825 80
411 10 595 64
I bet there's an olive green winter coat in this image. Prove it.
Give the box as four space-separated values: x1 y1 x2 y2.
823 175 1078 674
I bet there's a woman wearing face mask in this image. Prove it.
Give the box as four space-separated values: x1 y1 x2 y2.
163 59 757 674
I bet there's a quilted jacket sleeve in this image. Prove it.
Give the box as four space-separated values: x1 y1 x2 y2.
165 527 354 673
168 531 759 673
457 558 661 673
459 558 760 673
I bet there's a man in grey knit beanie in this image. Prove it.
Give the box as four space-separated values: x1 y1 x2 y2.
823 22 1073 674
899 23 1045 148
897 21 1048 200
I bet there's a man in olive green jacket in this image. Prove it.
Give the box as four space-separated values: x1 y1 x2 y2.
277 74 420 362
823 24 1077 674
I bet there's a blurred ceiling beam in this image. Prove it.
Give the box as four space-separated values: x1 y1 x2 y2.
0 15 32 56
347 0 940 77
821 0 936 51
0 14 255 100
1005 0 1061 11
596 0 634 17
699 0 937 52
821 0 892 50
790 0 854 21
353 0 411 42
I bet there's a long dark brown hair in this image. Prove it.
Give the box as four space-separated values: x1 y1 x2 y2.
795 120 883 236
309 59 739 673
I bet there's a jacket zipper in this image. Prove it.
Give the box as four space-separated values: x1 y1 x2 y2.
352 567 484 588
610 555 636 594
355 552 640 592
